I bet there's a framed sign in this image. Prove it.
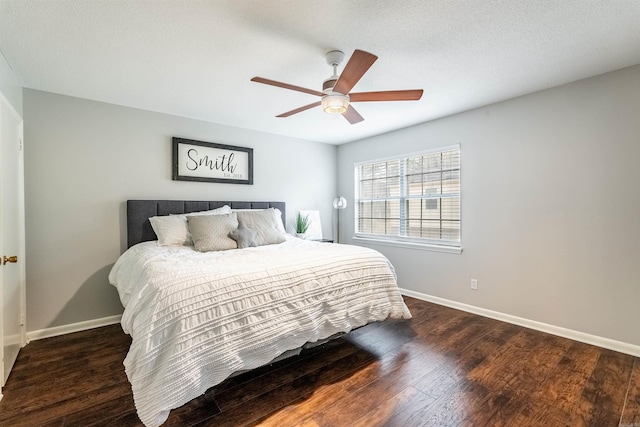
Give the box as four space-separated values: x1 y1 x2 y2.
172 137 253 185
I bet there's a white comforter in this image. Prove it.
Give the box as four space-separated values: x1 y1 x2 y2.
109 236 411 427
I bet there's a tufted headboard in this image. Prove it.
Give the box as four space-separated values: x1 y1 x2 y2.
127 200 286 248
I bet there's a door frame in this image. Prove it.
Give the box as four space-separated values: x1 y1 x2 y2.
0 94 27 398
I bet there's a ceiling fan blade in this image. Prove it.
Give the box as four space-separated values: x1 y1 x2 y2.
342 105 364 124
251 77 325 97
332 50 378 95
349 89 424 102
276 101 322 118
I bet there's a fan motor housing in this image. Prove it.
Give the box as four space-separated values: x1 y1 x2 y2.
323 78 338 92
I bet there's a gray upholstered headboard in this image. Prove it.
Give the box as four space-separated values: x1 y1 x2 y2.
127 200 286 248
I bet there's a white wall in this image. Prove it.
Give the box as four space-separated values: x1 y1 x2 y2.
0 51 21 117
338 65 640 347
24 89 337 332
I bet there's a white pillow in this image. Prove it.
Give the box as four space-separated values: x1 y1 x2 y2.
232 207 286 234
187 213 239 252
149 205 231 246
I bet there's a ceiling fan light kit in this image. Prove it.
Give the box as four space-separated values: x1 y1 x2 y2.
322 93 349 114
251 49 423 124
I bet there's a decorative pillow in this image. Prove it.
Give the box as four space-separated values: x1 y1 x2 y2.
187 213 239 252
228 221 258 249
149 205 231 246
186 206 231 217
149 215 190 246
236 209 286 246
232 208 286 234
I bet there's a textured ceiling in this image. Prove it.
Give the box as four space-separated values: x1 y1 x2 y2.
1 0 639 144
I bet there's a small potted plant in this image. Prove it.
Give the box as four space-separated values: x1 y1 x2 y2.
295 212 310 239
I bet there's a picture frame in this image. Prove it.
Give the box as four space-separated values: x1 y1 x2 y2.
172 137 253 185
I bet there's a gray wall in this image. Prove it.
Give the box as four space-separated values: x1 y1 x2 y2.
0 52 21 117
24 90 337 332
338 65 640 346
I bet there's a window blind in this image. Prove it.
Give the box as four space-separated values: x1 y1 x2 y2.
355 146 461 247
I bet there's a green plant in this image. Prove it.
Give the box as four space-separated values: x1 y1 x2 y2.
295 212 310 234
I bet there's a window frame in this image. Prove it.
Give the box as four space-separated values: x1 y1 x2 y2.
353 144 462 254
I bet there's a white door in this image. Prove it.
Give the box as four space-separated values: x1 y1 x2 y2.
0 96 26 396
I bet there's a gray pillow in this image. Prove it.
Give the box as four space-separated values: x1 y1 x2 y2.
187 213 239 252
228 221 258 249
149 205 232 246
236 209 286 246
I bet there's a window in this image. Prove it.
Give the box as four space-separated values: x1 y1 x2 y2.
355 145 461 250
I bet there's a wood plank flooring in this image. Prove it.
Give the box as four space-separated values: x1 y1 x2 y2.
1 297 638 426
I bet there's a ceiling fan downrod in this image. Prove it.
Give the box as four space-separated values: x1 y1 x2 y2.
323 50 345 93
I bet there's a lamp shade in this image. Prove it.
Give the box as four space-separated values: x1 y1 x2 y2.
322 94 349 114
333 196 347 210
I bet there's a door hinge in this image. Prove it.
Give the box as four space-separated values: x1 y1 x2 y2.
18 138 23 151
20 314 25 326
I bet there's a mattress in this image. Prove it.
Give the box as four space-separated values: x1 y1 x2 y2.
109 236 411 426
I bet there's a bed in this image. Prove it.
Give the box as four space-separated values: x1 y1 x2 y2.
109 199 411 427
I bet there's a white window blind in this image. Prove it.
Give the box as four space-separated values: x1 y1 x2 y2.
355 146 461 247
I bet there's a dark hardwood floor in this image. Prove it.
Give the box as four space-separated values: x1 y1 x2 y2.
1 297 638 426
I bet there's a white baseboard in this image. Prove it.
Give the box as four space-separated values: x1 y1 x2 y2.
24 292 640 358
26 315 122 343
400 288 640 358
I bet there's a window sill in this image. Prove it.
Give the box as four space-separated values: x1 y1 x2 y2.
352 237 462 254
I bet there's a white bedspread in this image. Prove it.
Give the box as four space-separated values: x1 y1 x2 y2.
109 237 411 426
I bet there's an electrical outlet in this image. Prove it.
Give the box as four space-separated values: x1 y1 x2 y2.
470 279 478 290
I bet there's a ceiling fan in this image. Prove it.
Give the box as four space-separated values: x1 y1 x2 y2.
251 49 423 124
